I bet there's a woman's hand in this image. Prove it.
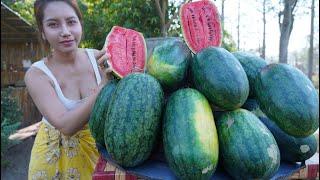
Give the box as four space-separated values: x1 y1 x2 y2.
94 49 113 90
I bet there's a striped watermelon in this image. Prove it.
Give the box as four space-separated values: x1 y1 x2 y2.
217 109 280 179
89 80 117 145
163 88 219 179
147 38 191 91
243 99 318 163
104 73 164 167
232 51 268 98
255 63 319 137
191 47 249 110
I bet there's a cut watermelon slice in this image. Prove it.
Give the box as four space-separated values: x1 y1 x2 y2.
105 26 147 78
180 0 222 53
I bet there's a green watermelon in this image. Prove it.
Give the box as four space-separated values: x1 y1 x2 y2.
163 88 219 180
89 80 117 145
147 38 191 91
255 63 319 137
104 73 164 167
232 51 268 98
258 113 318 163
241 98 259 111
217 109 280 179
243 99 318 163
191 47 249 110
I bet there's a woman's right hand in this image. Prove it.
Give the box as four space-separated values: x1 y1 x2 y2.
95 49 113 91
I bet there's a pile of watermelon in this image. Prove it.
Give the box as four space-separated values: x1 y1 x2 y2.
89 0 319 179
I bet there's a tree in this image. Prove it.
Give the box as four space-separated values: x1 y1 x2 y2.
222 30 237 52
2 0 35 25
237 0 241 50
221 0 226 31
260 0 267 59
155 0 170 37
278 0 298 63
261 0 267 58
80 0 162 48
308 0 315 79
155 0 188 37
5 0 237 53
3 0 162 49
1 88 22 167
155 0 168 37
256 0 274 59
210 0 236 52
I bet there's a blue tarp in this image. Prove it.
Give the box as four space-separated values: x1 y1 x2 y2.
97 144 303 179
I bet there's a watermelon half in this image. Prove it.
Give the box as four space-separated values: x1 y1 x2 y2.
180 0 222 53
105 26 147 78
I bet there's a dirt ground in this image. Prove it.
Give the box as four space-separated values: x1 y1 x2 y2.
1 136 35 180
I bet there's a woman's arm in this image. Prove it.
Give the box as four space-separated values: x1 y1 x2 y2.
24 67 103 136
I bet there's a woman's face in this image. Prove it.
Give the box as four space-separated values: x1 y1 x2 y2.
42 1 82 53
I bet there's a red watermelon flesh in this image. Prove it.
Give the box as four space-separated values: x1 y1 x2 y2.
105 26 147 78
180 0 222 53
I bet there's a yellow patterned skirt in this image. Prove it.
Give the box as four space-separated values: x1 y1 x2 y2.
28 122 99 180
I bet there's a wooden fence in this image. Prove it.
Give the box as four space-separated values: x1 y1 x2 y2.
1 41 46 127
1 70 25 87
8 87 42 128
1 42 46 87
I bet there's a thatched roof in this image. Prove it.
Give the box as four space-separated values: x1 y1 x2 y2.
1 1 38 43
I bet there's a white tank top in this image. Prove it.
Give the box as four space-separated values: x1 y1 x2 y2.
31 48 101 127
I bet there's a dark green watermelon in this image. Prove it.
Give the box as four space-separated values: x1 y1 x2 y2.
89 80 117 145
191 47 249 110
104 73 164 167
241 98 259 111
163 88 219 180
147 38 191 91
217 109 280 179
232 51 268 98
254 63 319 137
259 115 318 163
243 99 318 163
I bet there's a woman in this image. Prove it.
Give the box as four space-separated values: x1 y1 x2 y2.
26 0 111 179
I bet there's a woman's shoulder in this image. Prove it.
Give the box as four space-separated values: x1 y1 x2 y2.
26 59 44 76
24 59 52 85
25 66 46 81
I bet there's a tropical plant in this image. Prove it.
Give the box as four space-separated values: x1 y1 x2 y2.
1 88 22 167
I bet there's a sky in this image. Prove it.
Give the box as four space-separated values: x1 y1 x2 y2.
213 0 319 59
